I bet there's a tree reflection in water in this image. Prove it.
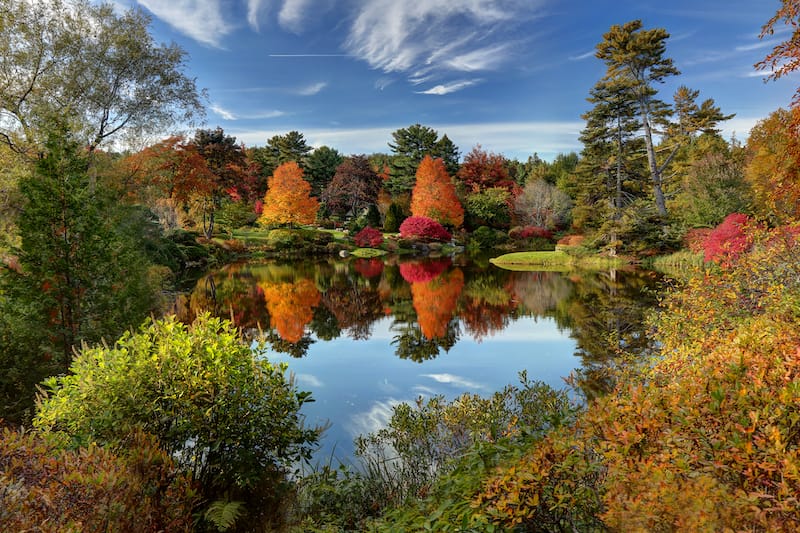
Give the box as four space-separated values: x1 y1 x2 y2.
177 257 660 400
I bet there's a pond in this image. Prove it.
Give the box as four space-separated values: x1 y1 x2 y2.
171 254 661 462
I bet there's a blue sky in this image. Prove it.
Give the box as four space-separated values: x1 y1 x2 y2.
120 0 795 160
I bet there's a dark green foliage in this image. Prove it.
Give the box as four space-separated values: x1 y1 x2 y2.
383 202 405 232
468 225 507 250
1 130 157 370
386 124 459 196
216 199 258 233
305 146 344 198
250 130 312 182
464 188 512 229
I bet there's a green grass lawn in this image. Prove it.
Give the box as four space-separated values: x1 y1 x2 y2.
490 250 625 270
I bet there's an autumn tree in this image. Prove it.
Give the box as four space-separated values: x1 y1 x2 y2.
322 155 382 218
457 145 516 194
387 124 459 196
514 179 572 229
259 161 319 227
745 108 800 223
757 0 800 106
0 0 203 154
410 156 464 228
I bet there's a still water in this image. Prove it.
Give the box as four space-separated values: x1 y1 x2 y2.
173 255 660 461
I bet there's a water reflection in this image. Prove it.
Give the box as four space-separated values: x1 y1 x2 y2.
172 256 661 399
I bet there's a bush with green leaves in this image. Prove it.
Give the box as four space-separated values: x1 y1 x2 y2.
35 314 320 531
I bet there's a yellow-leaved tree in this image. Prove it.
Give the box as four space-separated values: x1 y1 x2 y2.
259 161 318 226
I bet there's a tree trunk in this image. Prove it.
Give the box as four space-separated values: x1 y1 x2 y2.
640 105 668 217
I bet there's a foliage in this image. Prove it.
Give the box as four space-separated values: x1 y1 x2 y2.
465 187 512 229
305 146 344 198
0 427 198 532
0 0 204 153
756 0 800 105
354 226 384 248
1 129 157 369
410 155 464 227
702 212 753 265
387 124 460 195
259 161 319 227
477 226 800 531
34 314 319 531
353 257 384 278
513 178 572 229
399 216 451 242
383 202 405 232
356 374 579 530
509 225 553 241
468 225 507 250
457 145 515 194
249 131 311 184
216 199 257 233
745 108 800 224
323 155 382 218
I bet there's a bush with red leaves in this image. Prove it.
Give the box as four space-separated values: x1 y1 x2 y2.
703 213 754 265
509 225 553 241
354 226 384 248
399 258 452 283
399 216 451 242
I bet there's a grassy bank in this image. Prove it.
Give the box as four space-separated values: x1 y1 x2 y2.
489 250 625 270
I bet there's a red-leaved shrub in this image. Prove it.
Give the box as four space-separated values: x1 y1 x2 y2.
399 216 451 242
354 226 384 248
684 228 712 254
509 225 553 241
399 258 452 283
703 213 753 265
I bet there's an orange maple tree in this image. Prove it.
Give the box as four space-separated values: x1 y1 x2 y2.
410 268 464 339
410 156 464 227
260 278 321 343
757 0 800 106
259 161 319 226
457 145 516 194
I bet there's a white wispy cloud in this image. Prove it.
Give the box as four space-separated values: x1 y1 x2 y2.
421 373 486 390
246 0 269 31
278 0 313 33
210 103 236 120
137 0 230 47
568 50 595 61
416 79 481 95
345 0 545 86
296 81 328 96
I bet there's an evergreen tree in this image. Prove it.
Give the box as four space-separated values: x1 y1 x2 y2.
305 145 343 198
387 124 459 196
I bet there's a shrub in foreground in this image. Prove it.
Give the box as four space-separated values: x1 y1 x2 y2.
34 314 319 532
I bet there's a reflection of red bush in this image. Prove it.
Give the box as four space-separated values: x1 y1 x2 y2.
399 258 452 283
354 258 384 278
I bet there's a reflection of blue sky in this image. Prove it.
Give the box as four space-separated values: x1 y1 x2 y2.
268 315 578 463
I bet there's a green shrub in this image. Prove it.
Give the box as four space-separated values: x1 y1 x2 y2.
467 225 506 250
35 314 319 532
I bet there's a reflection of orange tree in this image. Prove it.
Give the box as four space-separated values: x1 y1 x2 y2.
410 268 464 339
260 278 321 343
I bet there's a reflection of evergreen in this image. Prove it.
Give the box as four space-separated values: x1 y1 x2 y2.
322 265 385 340
508 271 573 317
459 265 517 340
554 270 660 401
309 305 341 341
391 319 460 362
262 330 315 358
